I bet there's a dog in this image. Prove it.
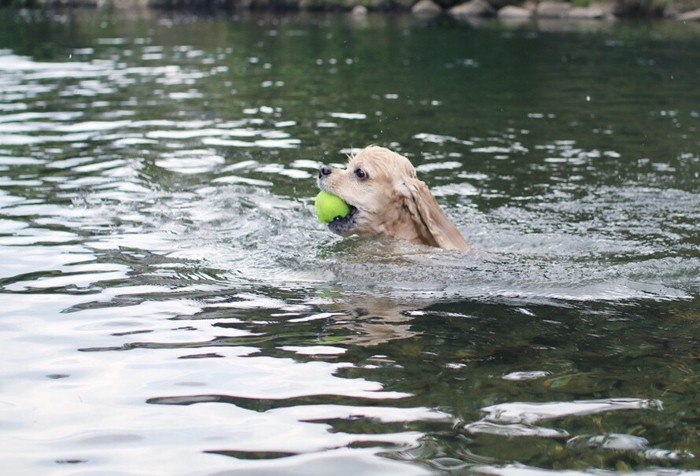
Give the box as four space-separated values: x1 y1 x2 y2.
317 146 469 251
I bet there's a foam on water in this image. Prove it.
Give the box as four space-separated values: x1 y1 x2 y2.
51 180 696 306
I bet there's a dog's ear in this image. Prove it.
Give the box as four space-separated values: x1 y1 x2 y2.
400 178 470 251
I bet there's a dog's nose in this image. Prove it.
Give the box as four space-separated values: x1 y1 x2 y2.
318 166 332 178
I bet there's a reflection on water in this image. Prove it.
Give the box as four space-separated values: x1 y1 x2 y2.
1 9 699 475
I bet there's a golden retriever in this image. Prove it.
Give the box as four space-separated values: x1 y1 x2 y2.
317 146 469 251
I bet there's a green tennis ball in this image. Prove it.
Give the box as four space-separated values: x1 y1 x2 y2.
315 191 351 223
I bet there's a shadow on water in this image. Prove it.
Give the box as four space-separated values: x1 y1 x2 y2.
0 8 699 476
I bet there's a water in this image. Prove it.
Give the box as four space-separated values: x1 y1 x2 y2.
1 9 699 475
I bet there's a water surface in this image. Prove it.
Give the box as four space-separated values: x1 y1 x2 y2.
1 9 699 475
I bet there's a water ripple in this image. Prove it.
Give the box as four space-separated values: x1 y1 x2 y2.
478 398 663 425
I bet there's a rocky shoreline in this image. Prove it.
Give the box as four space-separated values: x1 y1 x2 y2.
409 0 700 22
5 0 700 22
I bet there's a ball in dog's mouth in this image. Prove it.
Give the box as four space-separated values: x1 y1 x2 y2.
315 191 351 223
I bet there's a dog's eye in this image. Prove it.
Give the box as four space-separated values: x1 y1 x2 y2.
354 168 368 180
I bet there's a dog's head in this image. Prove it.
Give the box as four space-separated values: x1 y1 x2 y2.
317 146 469 251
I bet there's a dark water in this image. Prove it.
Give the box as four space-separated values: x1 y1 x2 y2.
1 8 699 475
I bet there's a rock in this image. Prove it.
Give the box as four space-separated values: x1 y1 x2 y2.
352 4 368 14
412 0 442 15
568 5 605 18
498 5 533 18
567 2 615 18
449 0 495 17
678 7 700 20
536 0 571 17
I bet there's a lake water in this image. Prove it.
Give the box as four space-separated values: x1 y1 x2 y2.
1 8 699 475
